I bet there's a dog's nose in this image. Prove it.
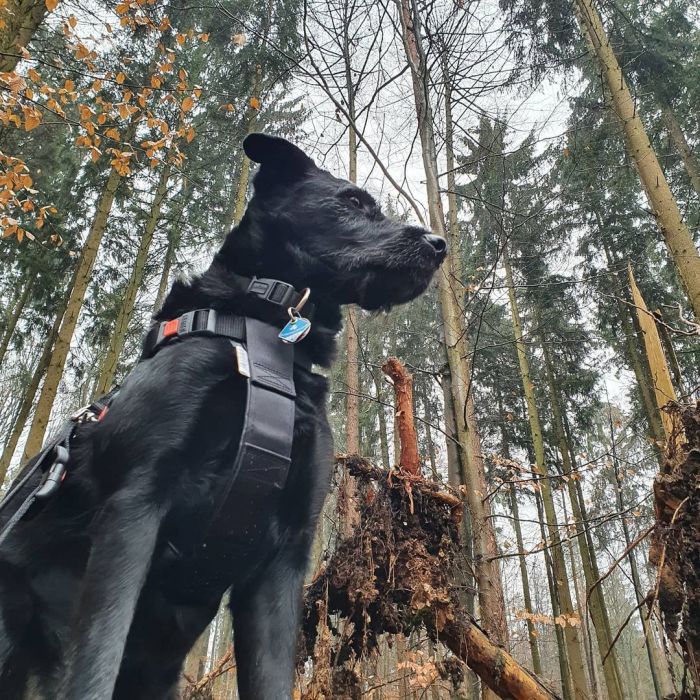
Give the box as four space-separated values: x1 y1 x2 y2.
424 234 447 256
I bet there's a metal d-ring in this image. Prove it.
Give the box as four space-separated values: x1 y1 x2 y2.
287 287 310 322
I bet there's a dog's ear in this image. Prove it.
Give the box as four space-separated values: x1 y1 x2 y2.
244 133 315 193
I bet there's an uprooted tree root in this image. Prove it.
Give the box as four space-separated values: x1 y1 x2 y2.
299 455 561 700
651 402 700 694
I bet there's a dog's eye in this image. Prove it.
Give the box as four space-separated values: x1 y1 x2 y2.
348 195 362 209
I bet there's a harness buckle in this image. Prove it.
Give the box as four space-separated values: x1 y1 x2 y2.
247 277 294 306
71 405 99 423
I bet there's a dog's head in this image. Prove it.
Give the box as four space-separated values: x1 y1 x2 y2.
225 133 446 311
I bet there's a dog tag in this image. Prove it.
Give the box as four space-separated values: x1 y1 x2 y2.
278 316 311 344
233 343 251 377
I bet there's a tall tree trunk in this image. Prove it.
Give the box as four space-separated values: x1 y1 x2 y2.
660 101 700 199
0 276 33 368
608 411 675 699
21 134 134 460
575 0 700 318
0 0 47 72
540 335 625 700
535 489 574 700
508 482 543 676
153 176 191 315
503 250 589 698
94 164 171 397
397 1 509 661
498 392 542 676
0 283 70 483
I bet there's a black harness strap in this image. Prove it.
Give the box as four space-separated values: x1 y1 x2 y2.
207 317 296 540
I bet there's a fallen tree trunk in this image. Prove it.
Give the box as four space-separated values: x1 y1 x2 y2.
300 454 561 700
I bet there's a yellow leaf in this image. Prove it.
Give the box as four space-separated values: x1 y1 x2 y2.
64 79 74 91
116 72 126 84
27 68 40 82
181 96 193 111
25 114 41 130
176 33 185 45
45 0 58 11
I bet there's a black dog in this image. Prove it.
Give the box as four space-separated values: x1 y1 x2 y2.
0 133 445 699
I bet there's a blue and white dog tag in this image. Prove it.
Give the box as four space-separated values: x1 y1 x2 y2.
279 315 311 344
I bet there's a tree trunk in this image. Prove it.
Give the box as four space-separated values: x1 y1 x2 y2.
540 335 625 700
94 164 171 397
153 176 191 315
21 146 132 460
396 0 509 660
0 0 47 72
498 392 543 677
535 489 574 700
509 482 544 676
0 282 70 484
600 236 666 454
439 616 562 700
608 412 675 700
660 101 700 199
503 250 589 698
0 276 33 368
627 266 677 441
575 0 700 318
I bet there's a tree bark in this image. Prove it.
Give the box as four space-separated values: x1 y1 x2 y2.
540 335 625 700
94 164 171 397
22 122 136 459
0 0 47 72
575 0 700 318
396 0 509 662
503 250 589 698
0 276 33 369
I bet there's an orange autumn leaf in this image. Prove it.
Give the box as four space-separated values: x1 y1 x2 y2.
249 97 260 110
116 72 126 84
181 96 193 111
45 0 58 11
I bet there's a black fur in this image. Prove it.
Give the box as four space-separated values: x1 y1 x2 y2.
0 133 445 700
